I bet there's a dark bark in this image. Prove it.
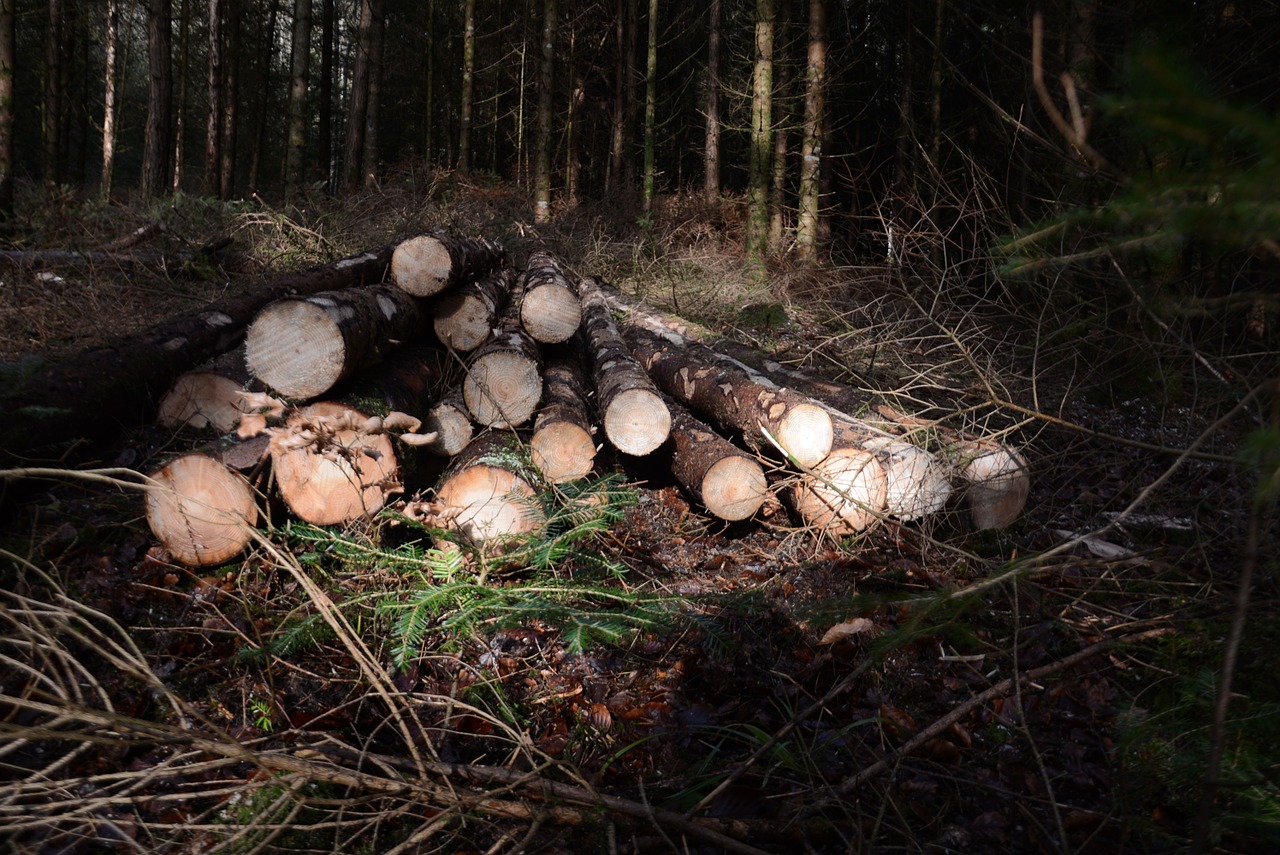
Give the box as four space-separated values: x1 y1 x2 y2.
141 0 173 197
284 0 311 196
434 267 515 353
361 0 384 188
0 0 11 219
390 231 508 298
341 0 374 194
219 0 239 198
317 0 334 188
204 0 223 195
519 252 580 344
44 0 63 188
667 399 767 522
532 355 596 484
463 275 542 428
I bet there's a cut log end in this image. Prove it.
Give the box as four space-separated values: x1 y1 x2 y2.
521 281 582 344
863 437 953 521
390 235 454 297
245 300 345 399
789 448 888 535
701 456 769 521
435 464 545 546
531 421 596 484
156 371 245 433
774 402 834 469
604 388 672 456
961 444 1030 530
464 353 543 428
424 400 475 457
434 291 493 352
145 454 259 566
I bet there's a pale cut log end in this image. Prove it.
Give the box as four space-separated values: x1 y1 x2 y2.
436 464 546 546
604 387 672 456
776 403 834 469
433 291 492 352
701 456 768 521
245 300 345 399
424 402 475 457
521 283 582 344
531 422 597 484
157 371 245 433
864 437 954 521
145 454 258 566
390 235 452 297
464 353 543 428
270 403 399 525
789 448 888 535
961 444 1030 529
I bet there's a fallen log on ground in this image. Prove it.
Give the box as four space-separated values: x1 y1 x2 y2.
667 399 769 522
621 324 833 469
269 402 400 525
144 435 271 566
156 370 253 435
422 385 475 458
0 243 400 462
428 431 547 550
787 443 888 534
578 276 671 456
245 285 427 399
463 275 543 428
531 356 597 484
433 267 516 352
519 252 582 344
390 232 507 298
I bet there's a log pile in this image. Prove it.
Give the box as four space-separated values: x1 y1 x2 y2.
135 231 1030 566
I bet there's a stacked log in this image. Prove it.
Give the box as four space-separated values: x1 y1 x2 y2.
463 272 543 429
519 252 582 344
434 267 516 352
431 431 547 550
531 357 597 484
666 400 768 522
390 232 508 298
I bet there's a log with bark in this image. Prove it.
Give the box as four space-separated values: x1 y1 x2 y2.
578 276 671 456
531 356 597 484
1 242 400 462
269 402 400 525
519 252 582 344
667 400 769 522
425 431 547 550
390 231 508 298
156 370 252 434
433 267 516 352
621 324 833 469
144 434 271 566
245 284 427 400
463 275 543 429
421 385 475 458
787 444 887 535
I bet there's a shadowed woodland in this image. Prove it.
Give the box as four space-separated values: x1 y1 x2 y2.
1 0 1279 852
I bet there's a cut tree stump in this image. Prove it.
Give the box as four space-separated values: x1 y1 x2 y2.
269 402 399 525
144 436 270 566
667 400 769 522
1 242 400 462
464 274 543 428
390 232 508 298
621 324 833 469
245 284 426 399
432 431 546 549
579 276 671 456
531 356 597 484
788 445 888 535
433 267 516 352
519 252 582 344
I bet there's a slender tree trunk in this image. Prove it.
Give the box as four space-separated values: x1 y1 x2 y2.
141 0 173 197
796 0 825 260
361 0 384 188
533 0 556 222
703 0 720 204
204 0 222 195
248 0 278 190
341 0 373 194
566 36 582 208
219 0 238 198
100 0 120 199
422 0 433 164
43 0 63 189
0 0 12 220
607 0 624 191
458 0 476 173
284 0 311 196
172 0 188 189
641 0 657 214
746 0 774 272
929 0 944 169
317 0 333 188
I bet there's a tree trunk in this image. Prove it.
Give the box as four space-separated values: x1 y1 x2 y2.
606 0 624 191
318 0 334 188
0 0 14 219
432 431 545 551
531 356 596 484
641 0 657 213
423 385 474 458
668 400 767 522
248 0 279 190
458 0 475 173
1 243 400 463
788 444 886 535
146 442 266 566
390 231 508 298
44 0 63 189
284 0 310 197
156 369 255 434
219 0 239 199
578 276 670 456
795 0 825 260
172 0 189 190
519 251 581 344
270 401 398 525
434 266 515 353
245 284 427 400
361 0 384 188
746 0 774 272
341 0 374 194
622 324 832 469
141 0 173 197
703 0 720 204
464 275 542 429
533 0 555 222
204 0 223 196
100 0 120 199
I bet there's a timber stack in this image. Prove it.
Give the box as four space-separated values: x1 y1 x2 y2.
132 230 1030 567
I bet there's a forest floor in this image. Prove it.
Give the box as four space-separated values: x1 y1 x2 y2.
1 172 1276 854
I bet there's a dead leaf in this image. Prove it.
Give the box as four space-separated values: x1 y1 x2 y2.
820 617 877 644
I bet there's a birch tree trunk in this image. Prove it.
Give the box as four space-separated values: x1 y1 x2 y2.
284 0 311 197
100 0 120 199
